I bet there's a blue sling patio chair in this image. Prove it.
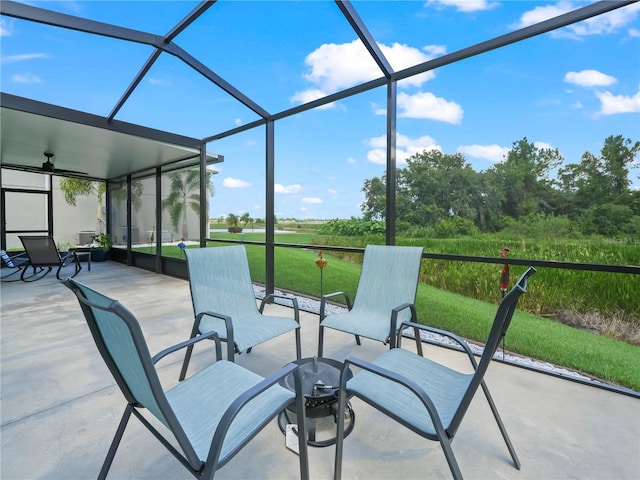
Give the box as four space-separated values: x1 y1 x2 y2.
318 245 424 357
63 277 309 480
179 245 302 378
19 235 81 281
333 267 536 480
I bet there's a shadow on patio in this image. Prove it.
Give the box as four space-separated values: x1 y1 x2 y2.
1 261 638 479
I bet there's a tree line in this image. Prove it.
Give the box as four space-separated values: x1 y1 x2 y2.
360 135 640 238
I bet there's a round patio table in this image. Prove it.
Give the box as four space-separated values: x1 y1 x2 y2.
278 356 355 447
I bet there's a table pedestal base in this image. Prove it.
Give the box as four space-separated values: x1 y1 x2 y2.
278 401 355 448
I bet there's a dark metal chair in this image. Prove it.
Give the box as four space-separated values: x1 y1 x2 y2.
18 235 81 281
318 245 424 357
334 267 536 480
63 277 309 480
179 245 302 376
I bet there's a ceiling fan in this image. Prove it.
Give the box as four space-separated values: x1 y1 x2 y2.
2 152 88 177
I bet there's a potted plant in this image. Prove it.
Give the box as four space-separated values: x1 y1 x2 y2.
91 233 111 262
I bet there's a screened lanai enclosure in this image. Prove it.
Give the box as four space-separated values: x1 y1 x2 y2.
1 0 638 293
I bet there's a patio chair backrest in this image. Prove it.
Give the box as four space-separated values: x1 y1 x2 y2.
19 235 62 266
62 278 200 466
185 245 259 319
351 245 423 324
450 266 536 435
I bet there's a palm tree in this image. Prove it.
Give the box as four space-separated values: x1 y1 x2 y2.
59 178 107 234
226 213 241 233
240 212 253 230
163 169 214 239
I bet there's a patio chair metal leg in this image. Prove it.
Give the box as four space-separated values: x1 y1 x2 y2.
318 325 324 357
292 369 309 480
178 342 195 381
480 379 521 469
99 405 133 480
333 384 348 480
295 328 302 360
414 327 423 356
438 434 463 480
354 334 361 346
22 265 51 282
226 341 235 362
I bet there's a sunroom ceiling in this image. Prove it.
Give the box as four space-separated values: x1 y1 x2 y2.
1 94 217 180
0 0 636 182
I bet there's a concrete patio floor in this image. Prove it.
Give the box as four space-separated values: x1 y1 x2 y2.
1 261 638 479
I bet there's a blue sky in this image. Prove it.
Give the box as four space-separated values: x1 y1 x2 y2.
1 1 639 220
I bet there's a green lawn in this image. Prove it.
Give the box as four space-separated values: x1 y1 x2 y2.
145 240 640 391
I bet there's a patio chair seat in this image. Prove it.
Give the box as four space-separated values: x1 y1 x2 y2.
346 348 471 436
198 312 299 354
166 360 294 461
320 308 403 344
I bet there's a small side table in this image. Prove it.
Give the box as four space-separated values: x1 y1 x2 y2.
71 246 92 271
278 356 355 447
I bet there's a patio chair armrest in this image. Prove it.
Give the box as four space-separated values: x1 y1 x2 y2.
400 321 478 368
10 251 29 262
259 293 300 324
195 310 233 338
207 362 304 464
195 310 235 361
152 331 222 364
390 303 417 340
320 291 353 320
341 355 448 435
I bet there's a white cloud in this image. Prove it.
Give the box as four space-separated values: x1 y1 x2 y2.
290 88 336 109
534 142 555 151
274 184 302 194
2 53 49 64
301 40 379 93
426 0 498 13
367 149 387 165
396 91 463 124
0 19 12 37
302 197 323 204
514 1 640 37
458 144 509 163
223 177 251 188
514 1 574 29
328 189 337 195
148 77 172 87
366 133 441 165
291 40 445 105
347 157 357 164
382 42 443 85
596 87 640 115
630 28 640 37
564 70 617 87
569 3 640 36
234 118 243 126
12 73 42 84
